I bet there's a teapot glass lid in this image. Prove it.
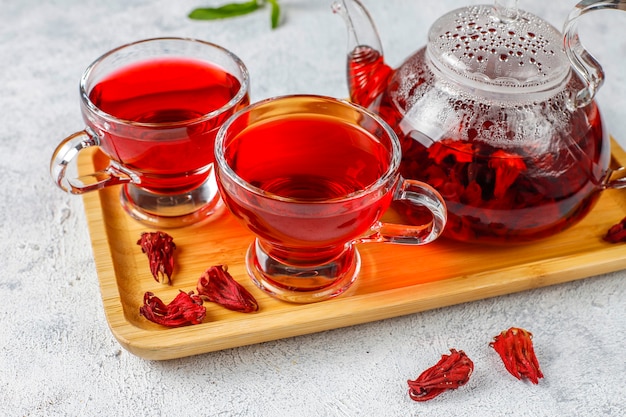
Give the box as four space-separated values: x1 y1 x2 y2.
426 1 571 95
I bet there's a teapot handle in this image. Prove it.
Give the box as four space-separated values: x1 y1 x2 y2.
563 0 626 109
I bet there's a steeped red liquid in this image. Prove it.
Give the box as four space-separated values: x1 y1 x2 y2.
88 58 248 193
347 46 392 108
220 114 394 259
348 46 610 243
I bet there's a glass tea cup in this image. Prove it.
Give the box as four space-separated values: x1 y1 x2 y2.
214 95 447 303
50 37 250 228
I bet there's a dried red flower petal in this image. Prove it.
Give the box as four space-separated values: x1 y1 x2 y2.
407 349 474 402
490 327 544 384
137 231 176 284
139 290 206 327
197 265 259 313
428 140 474 165
604 216 626 243
488 150 527 199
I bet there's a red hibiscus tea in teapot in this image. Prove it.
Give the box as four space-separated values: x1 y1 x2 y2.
88 58 248 193
403 106 606 243
334 0 626 244
348 47 609 243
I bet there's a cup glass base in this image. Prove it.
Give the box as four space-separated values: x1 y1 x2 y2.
245 239 361 303
119 173 223 228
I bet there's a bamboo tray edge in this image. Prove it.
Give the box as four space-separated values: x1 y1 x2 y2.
80 139 626 360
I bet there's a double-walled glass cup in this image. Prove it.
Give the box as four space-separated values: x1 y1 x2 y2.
50 37 250 228
215 95 447 303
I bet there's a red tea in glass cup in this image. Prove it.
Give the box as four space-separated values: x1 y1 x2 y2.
50 38 250 227
215 95 448 303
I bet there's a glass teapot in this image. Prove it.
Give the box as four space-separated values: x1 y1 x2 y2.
333 0 626 243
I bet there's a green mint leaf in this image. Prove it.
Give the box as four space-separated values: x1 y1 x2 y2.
267 0 280 29
189 0 260 20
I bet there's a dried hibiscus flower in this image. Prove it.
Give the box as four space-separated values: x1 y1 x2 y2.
407 349 474 402
197 265 259 313
490 327 543 384
139 291 206 327
137 231 176 284
427 140 474 165
604 216 626 243
488 150 527 199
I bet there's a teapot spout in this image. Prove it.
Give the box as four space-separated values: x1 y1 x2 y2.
332 0 392 107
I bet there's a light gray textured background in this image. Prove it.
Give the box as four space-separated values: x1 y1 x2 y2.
1 0 625 416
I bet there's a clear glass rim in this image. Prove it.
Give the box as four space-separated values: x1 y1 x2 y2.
79 37 250 128
214 94 401 204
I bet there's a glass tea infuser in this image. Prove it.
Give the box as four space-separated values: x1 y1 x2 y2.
334 0 626 243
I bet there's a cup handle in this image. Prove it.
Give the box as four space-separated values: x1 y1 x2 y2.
50 129 131 194
360 178 447 245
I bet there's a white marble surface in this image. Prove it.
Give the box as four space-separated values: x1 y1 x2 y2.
1 0 626 416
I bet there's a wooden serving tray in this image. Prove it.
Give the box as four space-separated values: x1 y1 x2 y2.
79 140 626 360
